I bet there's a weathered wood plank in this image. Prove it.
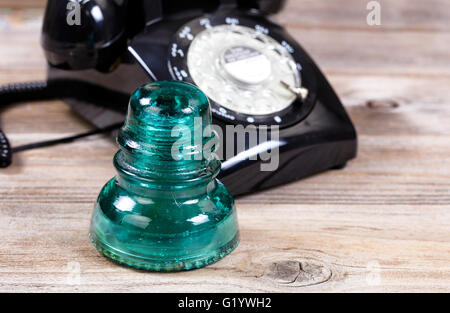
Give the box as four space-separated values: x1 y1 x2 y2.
278 0 450 31
0 1 45 9
1 202 449 292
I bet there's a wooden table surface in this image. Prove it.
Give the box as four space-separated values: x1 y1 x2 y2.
0 0 449 292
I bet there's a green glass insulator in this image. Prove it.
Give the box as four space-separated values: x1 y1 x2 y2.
89 81 240 271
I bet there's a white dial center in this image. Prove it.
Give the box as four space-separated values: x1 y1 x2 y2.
222 46 271 85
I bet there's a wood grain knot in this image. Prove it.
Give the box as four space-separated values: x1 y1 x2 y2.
366 99 400 109
264 260 332 287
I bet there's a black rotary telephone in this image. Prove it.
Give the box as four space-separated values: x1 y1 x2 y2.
0 0 357 196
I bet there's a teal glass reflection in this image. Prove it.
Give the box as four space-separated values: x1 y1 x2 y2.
89 81 239 271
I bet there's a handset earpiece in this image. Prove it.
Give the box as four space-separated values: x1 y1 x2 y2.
41 0 129 72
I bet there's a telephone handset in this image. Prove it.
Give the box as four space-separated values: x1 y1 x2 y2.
0 0 357 196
